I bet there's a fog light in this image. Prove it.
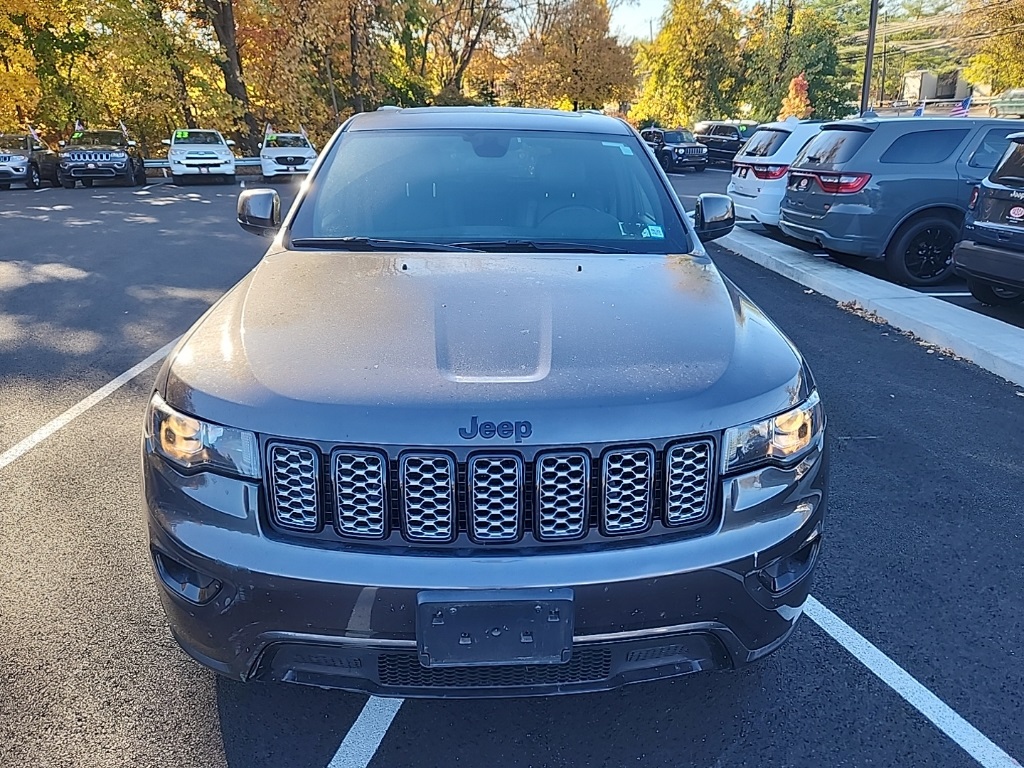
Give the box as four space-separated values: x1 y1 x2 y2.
154 551 222 604
758 537 819 594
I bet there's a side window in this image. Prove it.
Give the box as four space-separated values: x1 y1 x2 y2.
693 124 709 136
714 126 739 140
968 128 1016 169
879 129 970 164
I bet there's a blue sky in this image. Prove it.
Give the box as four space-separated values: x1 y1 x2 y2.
611 0 667 42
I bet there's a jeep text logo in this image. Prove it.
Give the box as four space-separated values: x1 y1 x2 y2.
458 416 532 443
1011 191 1024 200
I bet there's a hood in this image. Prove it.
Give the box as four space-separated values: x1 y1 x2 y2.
664 141 703 149
162 250 809 445
0 148 30 159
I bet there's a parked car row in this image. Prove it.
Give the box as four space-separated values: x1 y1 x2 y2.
0 126 318 190
726 117 1024 292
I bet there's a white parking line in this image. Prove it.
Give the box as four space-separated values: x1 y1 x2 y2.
0 339 177 472
327 697 404 768
926 292 972 298
805 596 1020 768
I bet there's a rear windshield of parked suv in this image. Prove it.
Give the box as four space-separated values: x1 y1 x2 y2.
991 141 1024 187
291 128 691 254
795 128 870 166
740 129 791 157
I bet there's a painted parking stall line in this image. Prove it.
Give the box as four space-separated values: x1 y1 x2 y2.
805 597 1021 768
0 338 177 472
327 696 404 768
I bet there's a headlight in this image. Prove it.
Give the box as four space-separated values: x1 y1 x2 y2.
722 391 823 473
145 393 260 478
111 151 126 159
10 155 28 165
698 146 707 153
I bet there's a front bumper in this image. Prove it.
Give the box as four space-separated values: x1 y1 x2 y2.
59 162 131 180
0 164 29 181
144 440 827 698
954 238 1024 290
170 161 235 177
260 159 314 177
667 154 708 169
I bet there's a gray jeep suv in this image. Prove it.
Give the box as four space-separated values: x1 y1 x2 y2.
143 107 828 697
780 117 1021 285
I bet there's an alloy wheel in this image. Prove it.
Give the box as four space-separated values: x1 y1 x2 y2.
903 226 955 281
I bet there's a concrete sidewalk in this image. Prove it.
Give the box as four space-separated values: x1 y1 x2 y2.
718 227 1024 387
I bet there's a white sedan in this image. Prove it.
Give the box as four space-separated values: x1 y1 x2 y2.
259 133 317 181
163 129 237 185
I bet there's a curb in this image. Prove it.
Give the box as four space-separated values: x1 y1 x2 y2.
718 226 1024 387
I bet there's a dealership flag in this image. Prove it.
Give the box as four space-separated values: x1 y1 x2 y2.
950 96 972 117
912 102 925 117
74 119 85 131
119 120 130 138
27 125 41 142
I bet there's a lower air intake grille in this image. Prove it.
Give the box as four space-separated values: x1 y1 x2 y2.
377 649 612 689
268 444 319 531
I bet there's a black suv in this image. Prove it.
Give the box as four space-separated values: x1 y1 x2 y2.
640 127 708 172
0 133 60 189
953 132 1024 306
58 130 147 188
694 121 759 163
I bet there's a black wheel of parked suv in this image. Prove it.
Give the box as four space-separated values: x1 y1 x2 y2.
658 154 672 172
967 278 1024 306
885 215 959 286
26 165 41 190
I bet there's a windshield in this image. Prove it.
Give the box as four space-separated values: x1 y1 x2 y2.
266 134 310 148
68 131 125 147
0 136 27 151
662 131 695 144
173 130 224 145
290 128 691 253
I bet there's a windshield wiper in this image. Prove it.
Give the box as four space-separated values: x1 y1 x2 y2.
289 237 482 252
450 239 628 254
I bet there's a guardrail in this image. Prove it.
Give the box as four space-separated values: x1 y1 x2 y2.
143 158 262 169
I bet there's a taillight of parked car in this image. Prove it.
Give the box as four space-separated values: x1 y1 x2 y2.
815 172 871 194
751 164 789 180
968 186 980 210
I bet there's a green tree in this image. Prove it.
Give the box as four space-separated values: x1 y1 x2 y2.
962 0 1024 93
631 0 742 127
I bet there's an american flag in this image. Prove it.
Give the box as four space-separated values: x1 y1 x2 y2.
949 96 972 117
74 119 85 131
27 125 41 142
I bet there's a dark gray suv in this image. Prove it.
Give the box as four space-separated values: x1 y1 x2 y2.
142 107 828 697
780 117 1021 285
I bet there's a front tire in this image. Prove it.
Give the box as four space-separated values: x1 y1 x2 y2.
967 278 1024 306
26 164 41 189
82 178 94 188
693 165 706 173
658 153 672 173
61 178 76 189
171 174 184 186
884 215 959 286
0 183 10 190
989 107 1000 118
222 174 236 185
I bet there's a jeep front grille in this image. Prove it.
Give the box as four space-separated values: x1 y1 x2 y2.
602 449 654 534
66 151 112 162
469 455 522 541
665 441 714 525
333 451 387 537
265 440 716 545
401 454 456 541
535 452 589 540
268 444 320 531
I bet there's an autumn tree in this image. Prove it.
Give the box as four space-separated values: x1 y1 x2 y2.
509 0 634 110
631 0 742 126
962 0 1024 93
778 72 813 118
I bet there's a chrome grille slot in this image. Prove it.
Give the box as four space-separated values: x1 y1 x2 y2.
535 452 588 540
269 444 320 531
602 448 653 534
401 454 455 541
665 441 714 526
469 455 522 542
333 451 387 538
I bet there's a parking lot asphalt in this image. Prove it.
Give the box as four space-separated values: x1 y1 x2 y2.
667 170 1024 331
1 183 1022 768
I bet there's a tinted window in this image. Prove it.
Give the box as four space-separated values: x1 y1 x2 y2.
879 129 969 164
662 131 695 143
266 135 310 148
795 128 871 166
740 129 791 158
969 128 1016 169
991 142 1024 187
291 128 691 254
713 125 739 139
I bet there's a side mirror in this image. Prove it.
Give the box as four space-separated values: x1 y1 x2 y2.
58 140 66 147
693 193 735 243
237 189 280 237
226 139 236 147
161 139 171 146
127 140 137 147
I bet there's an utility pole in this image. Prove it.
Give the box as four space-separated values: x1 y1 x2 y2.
879 12 888 106
860 0 881 115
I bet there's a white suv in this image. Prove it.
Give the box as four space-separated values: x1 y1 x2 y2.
727 118 823 231
163 129 237 185
259 132 317 181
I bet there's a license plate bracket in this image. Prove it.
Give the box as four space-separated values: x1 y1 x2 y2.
416 589 574 668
